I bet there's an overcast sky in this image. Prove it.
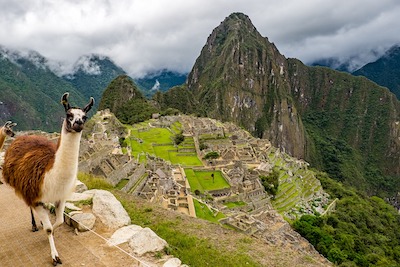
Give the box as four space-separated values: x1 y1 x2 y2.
1 0 399 77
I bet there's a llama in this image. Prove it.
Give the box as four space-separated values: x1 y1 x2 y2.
0 121 17 150
0 121 17 184
2 93 94 266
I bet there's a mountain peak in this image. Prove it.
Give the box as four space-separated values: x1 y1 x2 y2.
0 45 49 70
71 54 112 76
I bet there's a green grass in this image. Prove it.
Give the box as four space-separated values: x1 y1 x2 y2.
78 172 113 190
115 179 129 190
224 201 246 208
185 169 230 193
127 123 202 166
193 199 226 223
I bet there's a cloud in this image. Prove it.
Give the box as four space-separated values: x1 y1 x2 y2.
0 0 399 77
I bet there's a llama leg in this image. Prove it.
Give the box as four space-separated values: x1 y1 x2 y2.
34 205 62 266
30 207 39 232
53 200 66 229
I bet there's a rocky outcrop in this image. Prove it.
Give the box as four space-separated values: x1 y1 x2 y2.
91 189 131 229
128 227 168 256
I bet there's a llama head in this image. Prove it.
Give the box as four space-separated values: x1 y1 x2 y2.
61 92 95 133
1 121 17 137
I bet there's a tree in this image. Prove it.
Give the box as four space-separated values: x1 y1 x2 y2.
204 151 219 160
260 167 280 195
174 133 185 145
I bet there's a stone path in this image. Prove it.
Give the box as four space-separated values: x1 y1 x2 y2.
0 183 143 267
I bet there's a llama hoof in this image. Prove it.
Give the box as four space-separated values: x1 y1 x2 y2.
31 226 39 232
52 256 62 266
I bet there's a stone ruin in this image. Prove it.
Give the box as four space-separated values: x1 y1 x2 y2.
79 110 137 186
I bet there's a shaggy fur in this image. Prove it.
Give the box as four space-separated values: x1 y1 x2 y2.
2 135 56 206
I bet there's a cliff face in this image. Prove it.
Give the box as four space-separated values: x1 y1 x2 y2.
288 59 400 176
180 13 400 195
187 13 306 158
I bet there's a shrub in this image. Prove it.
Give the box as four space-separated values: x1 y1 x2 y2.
204 151 219 160
174 133 185 145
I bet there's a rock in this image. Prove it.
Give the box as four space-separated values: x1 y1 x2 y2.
91 190 131 229
107 224 143 246
163 258 181 267
65 211 83 226
75 180 88 193
67 191 95 202
71 213 96 232
65 202 82 211
129 227 167 256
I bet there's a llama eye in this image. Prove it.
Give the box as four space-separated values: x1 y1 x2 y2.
83 116 88 121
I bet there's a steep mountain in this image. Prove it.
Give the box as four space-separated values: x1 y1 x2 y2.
135 69 187 98
98 75 157 124
186 13 307 159
63 54 126 107
0 46 86 132
353 45 400 99
155 13 400 196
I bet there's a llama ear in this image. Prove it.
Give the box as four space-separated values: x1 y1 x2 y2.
4 121 17 128
83 97 94 113
61 92 71 112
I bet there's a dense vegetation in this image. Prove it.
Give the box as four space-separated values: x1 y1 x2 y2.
260 167 279 196
293 172 400 267
98 75 157 124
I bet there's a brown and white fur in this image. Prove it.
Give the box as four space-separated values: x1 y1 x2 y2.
2 93 94 266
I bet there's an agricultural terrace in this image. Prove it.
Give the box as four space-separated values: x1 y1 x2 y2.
193 199 226 223
124 121 202 166
184 169 230 194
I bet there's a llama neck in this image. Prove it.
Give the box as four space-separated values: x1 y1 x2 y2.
54 121 82 170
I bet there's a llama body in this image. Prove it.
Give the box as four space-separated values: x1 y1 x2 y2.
2 93 93 266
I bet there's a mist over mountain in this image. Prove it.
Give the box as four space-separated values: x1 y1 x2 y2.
352 45 400 99
62 54 127 109
135 69 187 98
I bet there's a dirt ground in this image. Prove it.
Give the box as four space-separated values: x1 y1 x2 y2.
0 183 156 267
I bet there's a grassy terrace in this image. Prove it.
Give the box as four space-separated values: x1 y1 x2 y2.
126 121 202 166
193 199 226 223
184 169 230 194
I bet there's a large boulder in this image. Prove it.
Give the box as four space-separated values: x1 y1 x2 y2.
129 227 168 256
71 213 96 232
107 224 143 246
91 190 131 229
